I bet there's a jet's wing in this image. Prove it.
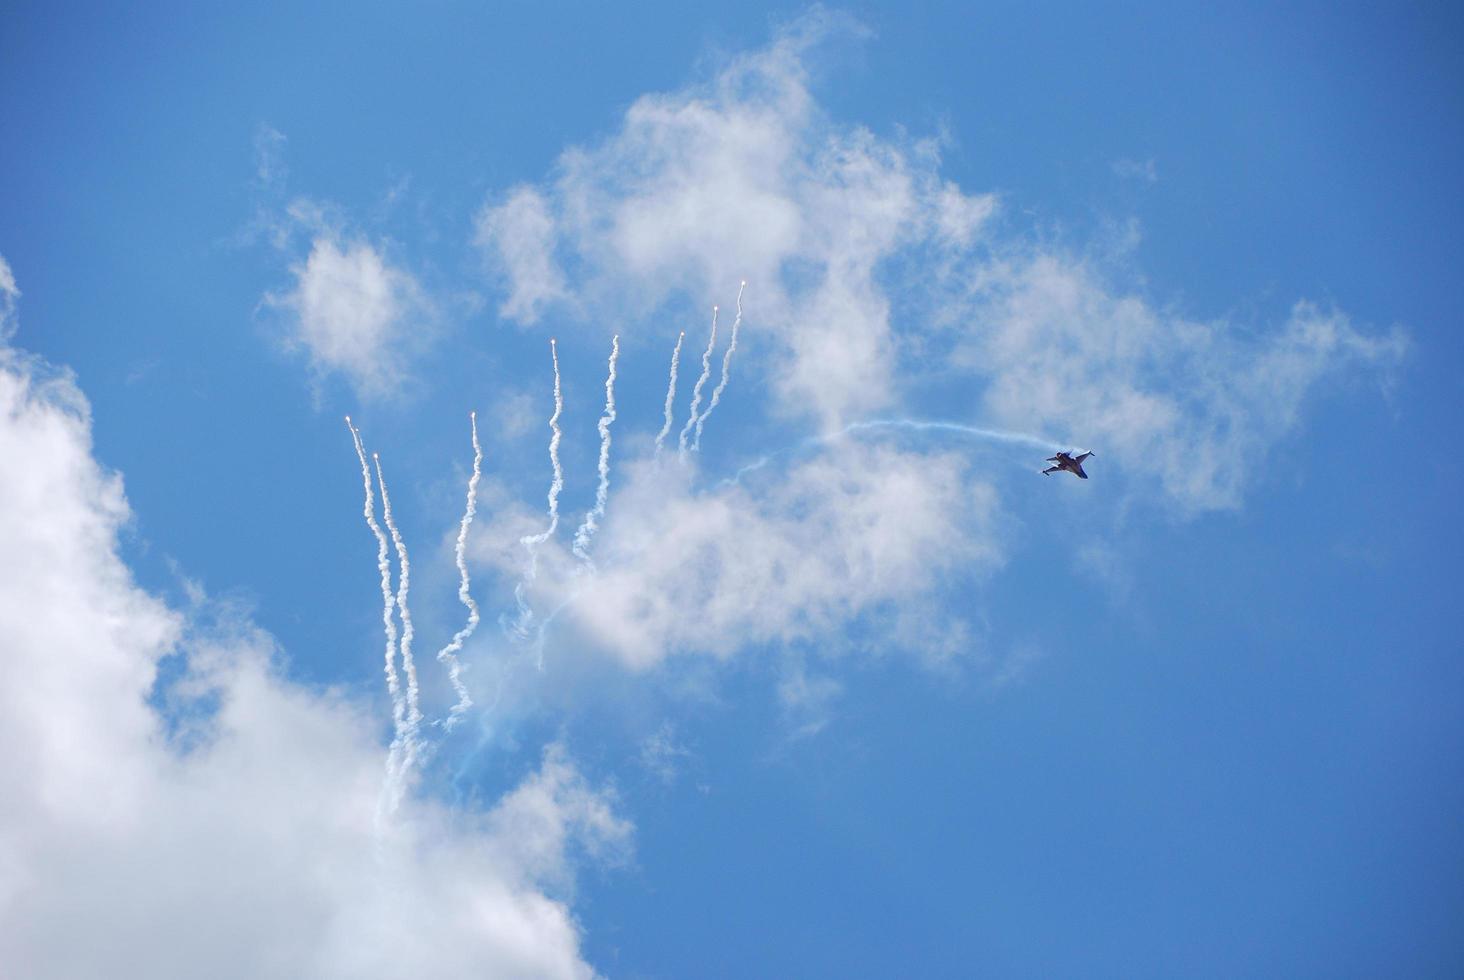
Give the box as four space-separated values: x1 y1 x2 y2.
1046 455 1062 462
1042 465 1059 475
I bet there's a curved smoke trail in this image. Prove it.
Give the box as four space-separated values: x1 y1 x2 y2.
434 412 481 729
842 418 1059 449
653 331 685 458
573 335 619 565
724 418 1063 486
678 306 719 458
513 339 564 637
692 280 745 452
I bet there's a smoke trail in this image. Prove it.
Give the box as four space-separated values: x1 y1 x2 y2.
692 280 745 452
722 418 1063 486
345 418 406 752
513 339 564 636
573 335 620 565
678 306 719 458
374 453 423 772
841 418 1059 450
434 412 481 729
653 331 685 458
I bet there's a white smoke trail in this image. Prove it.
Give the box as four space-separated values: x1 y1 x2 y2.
653 330 685 458
374 453 423 773
841 418 1060 450
572 335 620 565
434 412 480 729
692 280 745 452
513 339 564 636
345 418 406 752
678 306 719 458
722 418 1063 487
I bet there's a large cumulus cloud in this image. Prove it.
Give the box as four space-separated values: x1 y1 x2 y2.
0 276 627 979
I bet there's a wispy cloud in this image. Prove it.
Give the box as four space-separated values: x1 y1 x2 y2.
638 721 693 785
253 123 288 191
1111 156 1158 183
777 659 843 738
475 186 568 325
950 254 1408 511
0 254 19 339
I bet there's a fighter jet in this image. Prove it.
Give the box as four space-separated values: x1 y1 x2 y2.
1043 450 1094 479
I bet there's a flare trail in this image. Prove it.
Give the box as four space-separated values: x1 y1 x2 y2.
693 281 745 452
573 335 620 565
345 418 406 752
434 412 481 728
654 331 685 457
725 418 1062 486
513 340 564 636
678 306 719 458
374 453 423 769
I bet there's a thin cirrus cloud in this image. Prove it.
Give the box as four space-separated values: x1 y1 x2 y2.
0 260 628 980
1111 156 1159 183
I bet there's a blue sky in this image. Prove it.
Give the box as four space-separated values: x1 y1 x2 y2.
2 3 1461 977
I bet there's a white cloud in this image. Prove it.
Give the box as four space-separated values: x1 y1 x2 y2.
474 11 997 427
472 13 1402 512
0 254 18 339
0 320 627 977
951 254 1409 511
271 233 428 397
543 443 1003 669
243 131 432 399
475 187 569 325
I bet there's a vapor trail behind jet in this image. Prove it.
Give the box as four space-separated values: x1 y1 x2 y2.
678 306 719 458
435 412 481 729
653 331 685 458
573 335 619 565
842 418 1058 450
693 281 745 452
723 418 1063 486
